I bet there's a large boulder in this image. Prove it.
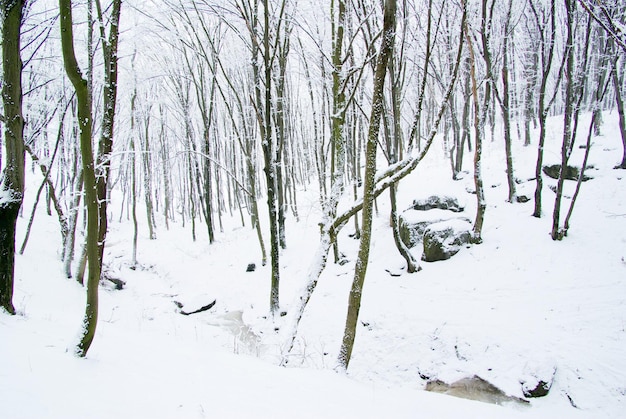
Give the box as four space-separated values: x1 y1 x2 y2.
399 209 470 248
422 219 473 262
411 195 465 212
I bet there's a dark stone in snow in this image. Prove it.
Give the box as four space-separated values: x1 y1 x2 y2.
174 294 217 315
422 220 472 262
520 364 555 398
522 380 551 398
543 164 592 182
180 300 216 316
246 263 256 272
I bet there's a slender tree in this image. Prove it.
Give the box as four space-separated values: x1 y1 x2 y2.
337 0 396 371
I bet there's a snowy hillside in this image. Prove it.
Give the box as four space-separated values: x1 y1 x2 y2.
1 111 625 418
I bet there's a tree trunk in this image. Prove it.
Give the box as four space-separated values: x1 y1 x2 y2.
64 171 83 278
465 13 486 242
130 85 139 267
532 0 558 218
142 113 156 240
500 0 517 203
59 0 100 357
337 0 396 371
0 0 25 315
551 0 576 241
95 0 122 270
330 0 347 264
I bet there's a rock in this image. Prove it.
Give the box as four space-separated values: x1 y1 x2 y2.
399 209 471 248
520 363 556 398
425 376 529 406
174 293 217 315
422 219 473 262
102 270 125 290
543 164 592 182
522 379 551 398
411 195 465 212
246 263 256 272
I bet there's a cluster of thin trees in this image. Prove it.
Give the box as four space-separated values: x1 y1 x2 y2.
1 0 625 368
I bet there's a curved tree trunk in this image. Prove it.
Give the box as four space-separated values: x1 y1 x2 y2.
59 0 100 357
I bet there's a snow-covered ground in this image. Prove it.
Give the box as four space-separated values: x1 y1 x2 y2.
2 111 625 418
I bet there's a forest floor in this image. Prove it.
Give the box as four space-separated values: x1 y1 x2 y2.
2 111 625 418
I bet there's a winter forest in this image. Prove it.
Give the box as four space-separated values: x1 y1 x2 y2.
1 0 626 417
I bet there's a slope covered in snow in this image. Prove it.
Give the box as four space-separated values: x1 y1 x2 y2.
1 112 625 418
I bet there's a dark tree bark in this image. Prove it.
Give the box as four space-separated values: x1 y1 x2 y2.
0 0 26 315
94 0 122 269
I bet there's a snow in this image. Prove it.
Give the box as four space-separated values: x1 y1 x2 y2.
2 111 626 418
0 187 18 207
402 208 468 224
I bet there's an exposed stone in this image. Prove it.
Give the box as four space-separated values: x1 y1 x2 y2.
522 380 551 398
246 263 256 272
411 195 465 212
399 209 470 248
425 376 529 406
543 164 592 182
520 364 556 398
422 219 472 262
174 293 217 315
